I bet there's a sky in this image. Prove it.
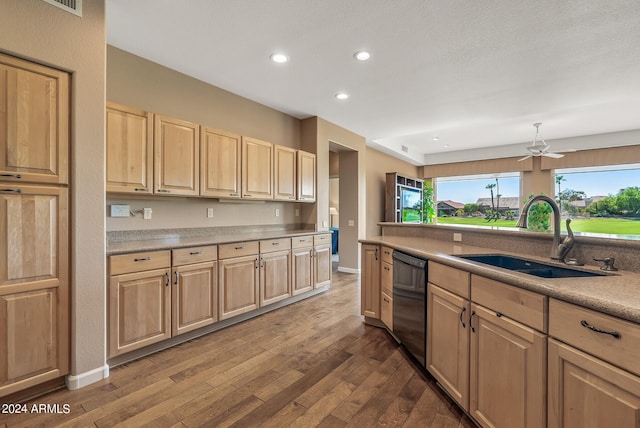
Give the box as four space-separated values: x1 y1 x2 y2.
437 169 639 204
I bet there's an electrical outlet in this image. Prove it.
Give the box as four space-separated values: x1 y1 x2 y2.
110 204 130 218
143 208 152 220
348 219 355 227
453 233 462 242
322 220 328 228
295 208 300 217
275 208 280 217
207 208 214 218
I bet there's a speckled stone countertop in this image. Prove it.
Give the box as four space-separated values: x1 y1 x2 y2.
107 227 327 256
361 235 640 324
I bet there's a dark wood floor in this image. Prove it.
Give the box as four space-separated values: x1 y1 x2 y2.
1 266 475 428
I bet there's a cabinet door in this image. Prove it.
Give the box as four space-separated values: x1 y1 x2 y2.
0 184 68 397
291 247 313 296
0 54 69 184
106 102 153 194
172 261 217 336
274 145 297 201
314 244 332 288
469 304 546 428
260 250 291 306
548 338 640 428
427 283 470 410
154 114 199 196
219 255 259 320
297 150 316 202
361 244 380 319
109 268 171 358
200 127 241 198
242 136 273 199
380 292 393 331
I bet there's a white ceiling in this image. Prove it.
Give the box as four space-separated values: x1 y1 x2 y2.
106 0 640 165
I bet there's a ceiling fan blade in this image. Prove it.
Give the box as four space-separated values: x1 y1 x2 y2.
542 152 565 159
518 155 532 162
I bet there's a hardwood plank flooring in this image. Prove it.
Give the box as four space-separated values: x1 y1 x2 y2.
1 267 475 428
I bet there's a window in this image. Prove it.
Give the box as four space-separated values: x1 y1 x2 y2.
555 164 640 239
435 173 521 226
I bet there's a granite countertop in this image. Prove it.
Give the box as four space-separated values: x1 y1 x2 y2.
107 229 328 256
361 235 640 324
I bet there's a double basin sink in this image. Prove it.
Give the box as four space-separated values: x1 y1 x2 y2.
459 254 606 278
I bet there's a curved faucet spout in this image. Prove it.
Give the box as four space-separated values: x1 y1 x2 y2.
516 195 562 260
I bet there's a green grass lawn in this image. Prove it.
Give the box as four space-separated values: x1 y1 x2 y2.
437 216 640 235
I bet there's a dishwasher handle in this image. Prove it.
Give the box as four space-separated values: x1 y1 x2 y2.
392 250 427 269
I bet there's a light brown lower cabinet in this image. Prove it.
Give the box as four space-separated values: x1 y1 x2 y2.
259 238 292 306
548 338 640 428
314 242 332 288
292 236 314 296
171 246 219 336
0 184 69 397
360 244 380 319
218 242 260 320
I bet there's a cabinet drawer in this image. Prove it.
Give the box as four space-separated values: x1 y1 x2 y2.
381 261 393 296
292 236 314 249
110 250 171 275
429 262 470 299
381 291 393 331
471 275 546 332
313 233 332 246
381 246 394 264
260 238 291 253
549 299 640 376
172 245 217 266
218 241 259 259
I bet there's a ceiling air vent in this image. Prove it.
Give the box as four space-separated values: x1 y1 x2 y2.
42 0 82 17
401 145 409 153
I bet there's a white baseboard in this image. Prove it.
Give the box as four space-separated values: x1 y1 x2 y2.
338 266 360 274
65 364 110 390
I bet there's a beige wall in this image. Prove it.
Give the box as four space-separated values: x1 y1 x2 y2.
366 147 420 238
106 46 304 231
0 0 107 378
302 117 366 271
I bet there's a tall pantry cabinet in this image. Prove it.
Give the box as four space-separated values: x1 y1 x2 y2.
0 53 70 397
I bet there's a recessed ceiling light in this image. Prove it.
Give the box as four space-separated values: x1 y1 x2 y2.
270 53 289 63
353 50 371 61
443 144 450 148
432 136 440 141
335 92 349 100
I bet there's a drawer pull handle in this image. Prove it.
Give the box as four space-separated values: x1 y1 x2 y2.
580 320 621 339
496 312 503 318
0 173 21 179
174 271 178 285
190 251 203 255
459 307 466 328
235 246 244 250
0 188 22 193
272 242 280 245
229 193 239 197
134 187 148 192
134 257 151 262
165 272 169 286
156 189 171 193
383 297 390 303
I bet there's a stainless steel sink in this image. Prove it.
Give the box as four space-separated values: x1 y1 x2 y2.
459 254 606 278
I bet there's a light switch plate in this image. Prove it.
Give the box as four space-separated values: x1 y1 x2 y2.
348 220 355 227
110 204 130 218
207 208 214 218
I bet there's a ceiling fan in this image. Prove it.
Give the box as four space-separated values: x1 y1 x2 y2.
518 122 565 161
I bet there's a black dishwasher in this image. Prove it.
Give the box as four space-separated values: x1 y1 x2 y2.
392 250 427 366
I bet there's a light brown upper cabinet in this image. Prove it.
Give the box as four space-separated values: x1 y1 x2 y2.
106 102 153 194
154 114 199 196
242 136 273 199
274 145 297 201
297 150 316 202
200 127 242 198
0 53 69 185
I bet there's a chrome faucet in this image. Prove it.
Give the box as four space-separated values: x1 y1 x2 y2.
516 195 575 262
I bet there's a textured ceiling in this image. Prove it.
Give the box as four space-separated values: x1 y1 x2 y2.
106 0 640 165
